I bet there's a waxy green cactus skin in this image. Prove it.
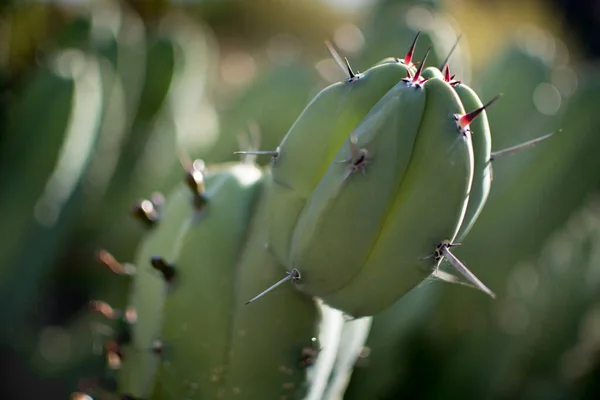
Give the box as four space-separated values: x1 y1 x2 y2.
117 164 325 400
118 183 193 398
154 163 264 399
288 78 426 298
314 76 474 317
267 61 412 267
218 174 321 400
452 83 492 242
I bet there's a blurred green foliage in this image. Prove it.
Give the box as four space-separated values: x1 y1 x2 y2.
1 0 600 399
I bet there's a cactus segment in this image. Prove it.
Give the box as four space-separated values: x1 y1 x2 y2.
316 76 475 317
154 163 265 399
287 80 427 297
271 61 412 196
117 185 194 398
206 175 322 400
266 60 412 266
118 164 325 400
452 84 494 241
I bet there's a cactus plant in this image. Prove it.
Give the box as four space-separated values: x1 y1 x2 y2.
65 27 568 399
8 2 600 400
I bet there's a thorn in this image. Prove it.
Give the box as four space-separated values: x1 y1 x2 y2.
402 47 430 87
459 94 502 128
490 129 561 161
336 135 369 175
185 160 206 195
245 268 301 305
443 63 451 82
131 198 160 227
412 47 430 83
89 301 117 320
97 249 136 276
233 149 280 157
235 121 263 164
344 57 355 78
185 159 208 210
344 56 360 81
439 34 463 70
404 31 421 66
151 256 176 283
324 40 348 78
105 340 123 369
436 240 496 299
442 64 461 85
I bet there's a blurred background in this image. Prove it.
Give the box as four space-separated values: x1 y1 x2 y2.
1 0 600 399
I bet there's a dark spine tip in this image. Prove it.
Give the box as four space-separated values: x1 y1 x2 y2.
344 56 356 79
461 93 502 126
151 256 176 282
404 31 421 65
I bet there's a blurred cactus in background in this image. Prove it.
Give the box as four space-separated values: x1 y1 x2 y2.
1 0 600 399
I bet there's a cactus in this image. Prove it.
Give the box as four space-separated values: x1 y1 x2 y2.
5 2 592 398
64 27 571 399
